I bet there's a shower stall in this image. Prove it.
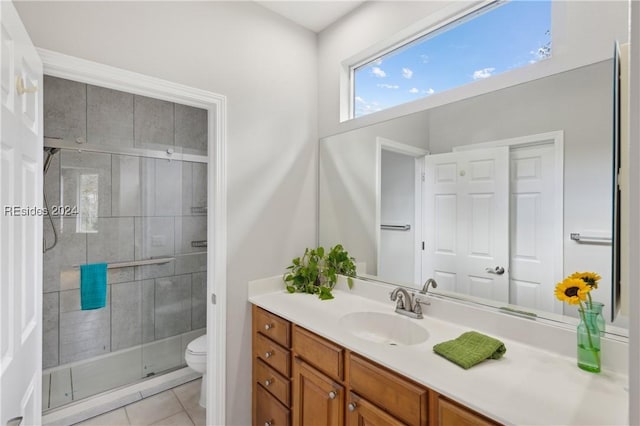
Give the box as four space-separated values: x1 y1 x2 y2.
41 76 208 411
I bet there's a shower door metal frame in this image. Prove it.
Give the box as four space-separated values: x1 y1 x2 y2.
44 137 209 164
38 48 227 426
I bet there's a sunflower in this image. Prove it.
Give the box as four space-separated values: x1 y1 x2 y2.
554 278 591 305
568 271 602 289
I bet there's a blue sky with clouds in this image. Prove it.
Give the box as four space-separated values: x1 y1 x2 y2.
354 0 552 117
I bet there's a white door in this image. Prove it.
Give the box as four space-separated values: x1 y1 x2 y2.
509 144 557 312
1 2 43 425
423 147 509 301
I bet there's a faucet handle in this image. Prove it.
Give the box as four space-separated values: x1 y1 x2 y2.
413 298 423 315
396 294 405 310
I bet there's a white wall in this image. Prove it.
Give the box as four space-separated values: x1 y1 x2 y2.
318 1 629 138
318 111 429 274
15 2 317 425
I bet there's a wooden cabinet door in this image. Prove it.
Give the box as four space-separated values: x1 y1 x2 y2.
346 393 406 426
292 358 344 426
349 354 428 426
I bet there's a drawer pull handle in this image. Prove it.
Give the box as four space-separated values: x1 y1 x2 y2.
328 391 337 399
264 378 273 387
264 351 273 358
264 420 273 426
348 402 357 412
264 323 274 330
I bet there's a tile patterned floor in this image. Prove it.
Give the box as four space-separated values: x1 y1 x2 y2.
75 379 205 426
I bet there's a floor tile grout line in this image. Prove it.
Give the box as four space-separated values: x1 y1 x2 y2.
170 382 201 426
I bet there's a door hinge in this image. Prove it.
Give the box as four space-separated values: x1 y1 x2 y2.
421 172 425 182
422 241 425 250
211 293 217 305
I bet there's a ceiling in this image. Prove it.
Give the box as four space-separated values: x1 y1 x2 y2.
255 1 366 33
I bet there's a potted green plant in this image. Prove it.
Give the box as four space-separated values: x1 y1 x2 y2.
283 244 356 300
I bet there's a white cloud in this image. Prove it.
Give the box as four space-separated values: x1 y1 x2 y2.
424 88 435 95
420 54 429 64
472 67 496 80
402 68 413 79
409 87 420 94
377 84 399 89
354 96 383 117
374 58 383 66
371 67 386 78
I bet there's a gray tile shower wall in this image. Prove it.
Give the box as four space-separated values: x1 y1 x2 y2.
42 76 208 369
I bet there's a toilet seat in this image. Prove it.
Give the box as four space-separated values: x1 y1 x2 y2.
187 334 207 355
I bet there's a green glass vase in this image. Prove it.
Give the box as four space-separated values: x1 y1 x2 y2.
589 301 606 336
577 304 603 373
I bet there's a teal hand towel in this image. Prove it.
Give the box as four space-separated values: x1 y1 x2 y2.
433 331 506 369
80 263 108 310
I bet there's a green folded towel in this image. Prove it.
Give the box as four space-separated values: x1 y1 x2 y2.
433 331 506 369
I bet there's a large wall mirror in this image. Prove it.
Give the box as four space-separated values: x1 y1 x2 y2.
319 1 629 333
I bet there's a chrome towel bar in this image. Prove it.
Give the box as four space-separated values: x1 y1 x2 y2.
381 224 411 231
570 233 612 245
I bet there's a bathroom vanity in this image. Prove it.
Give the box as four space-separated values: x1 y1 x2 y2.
252 304 497 426
249 276 629 426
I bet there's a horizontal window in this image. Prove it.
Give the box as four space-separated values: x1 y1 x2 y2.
352 0 552 118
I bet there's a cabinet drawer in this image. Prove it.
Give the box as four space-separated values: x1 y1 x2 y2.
438 397 499 426
292 325 344 381
254 306 291 348
349 353 427 426
256 333 291 377
256 383 290 426
256 358 291 407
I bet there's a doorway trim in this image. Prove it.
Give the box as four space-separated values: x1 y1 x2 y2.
375 137 428 284
37 49 227 425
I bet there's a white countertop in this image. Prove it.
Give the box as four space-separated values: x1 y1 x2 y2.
248 277 629 425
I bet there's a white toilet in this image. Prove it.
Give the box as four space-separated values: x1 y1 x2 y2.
185 334 207 408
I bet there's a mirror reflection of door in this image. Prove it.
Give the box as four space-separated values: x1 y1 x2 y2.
422 147 510 303
421 134 562 312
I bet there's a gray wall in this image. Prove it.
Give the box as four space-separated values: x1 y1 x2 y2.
43 76 207 369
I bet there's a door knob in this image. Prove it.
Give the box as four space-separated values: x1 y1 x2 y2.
485 266 505 275
328 391 337 399
348 402 357 412
264 351 273 358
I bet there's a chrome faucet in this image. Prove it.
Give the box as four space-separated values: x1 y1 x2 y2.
390 287 423 319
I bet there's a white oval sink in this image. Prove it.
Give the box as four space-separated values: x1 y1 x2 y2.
338 312 429 346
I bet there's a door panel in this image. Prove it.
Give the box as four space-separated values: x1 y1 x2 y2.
0 2 43 425
509 145 557 311
423 148 509 301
